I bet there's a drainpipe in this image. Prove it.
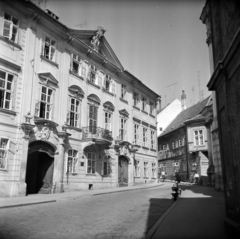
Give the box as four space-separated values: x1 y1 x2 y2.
185 125 189 181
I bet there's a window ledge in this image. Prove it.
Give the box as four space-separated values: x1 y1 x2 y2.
86 173 96 176
142 146 149 150
0 108 17 116
143 177 149 179
134 176 141 178
149 114 155 118
69 70 84 81
133 105 140 111
102 88 114 96
88 80 101 89
0 35 22 49
65 125 82 132
120 98 128 104
142 110 148 115
0 169 7 171
101 175 111 177
40 55 59 68
150 149 157 152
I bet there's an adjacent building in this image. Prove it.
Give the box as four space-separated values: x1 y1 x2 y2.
200 0 240 235
0 0 160 197
158 96 211 184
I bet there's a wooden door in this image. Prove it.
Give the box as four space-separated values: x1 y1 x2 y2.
118 156 128 186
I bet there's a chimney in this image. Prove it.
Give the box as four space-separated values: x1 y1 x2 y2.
156 96 161 114
181 90 187 110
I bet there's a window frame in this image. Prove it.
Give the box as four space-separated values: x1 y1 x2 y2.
0 137 9 170
71 53 81 75
3 12 19 43
67 97 81 128
133 92 139 107
42 35 57 62
67 149 78 174
150 130 156 149
104 110 112 131
0 69 14 111
119 116 127 141
144 161 148 178
143 127 148 147
142 96 147 111
150 101 154 115
87 152 96 174
194 129 204 146
152 162 156 178
89 65 97 85
121 84 126 99
135 160 140 177
35 84 54 120
133 123 140 145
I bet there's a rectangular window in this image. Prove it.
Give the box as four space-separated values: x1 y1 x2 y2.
133 123 139 144
87 152 96 174
172 142 175 149
67 149 78 174
68 98 80 127
89 105 98 133
144 162 148 177
121 84 126 99
151 130 155 149
175 141 179 148
143 127 148 147
104 75 111 92
0 138 9 170
119 117 127 141
71 54 81 74
150 102 154 115
43 36 56 61
3 12 19 43
89 65 97 84
104 111 112 131
179 139 182 147
133 92 139 107
152 163 156 178
103 161 111 176
142 97 146 111
135 160 140 177
0 70 14 110
194 130 204 146
35 85 53 120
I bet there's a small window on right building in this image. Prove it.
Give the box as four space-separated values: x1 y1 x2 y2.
194 129 204 146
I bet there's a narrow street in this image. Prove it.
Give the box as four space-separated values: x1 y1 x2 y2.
0 184 173 239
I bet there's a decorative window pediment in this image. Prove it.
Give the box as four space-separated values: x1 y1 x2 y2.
119 109 129 118
87 94 101 105
38 72 58 87
68 85 84 98
103 101 115 112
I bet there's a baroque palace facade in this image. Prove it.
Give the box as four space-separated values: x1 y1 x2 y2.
0 0 160 197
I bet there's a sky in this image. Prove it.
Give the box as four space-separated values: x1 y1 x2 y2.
35 0 210 108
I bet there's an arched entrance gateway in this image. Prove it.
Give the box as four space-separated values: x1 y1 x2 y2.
26 141 56 194
118 155 129 186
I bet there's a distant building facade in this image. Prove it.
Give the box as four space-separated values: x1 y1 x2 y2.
0 0 159 197
157 98 182 137
158 97 210 184
200 0 240 234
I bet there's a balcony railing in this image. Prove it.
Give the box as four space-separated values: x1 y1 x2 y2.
82 126 113 142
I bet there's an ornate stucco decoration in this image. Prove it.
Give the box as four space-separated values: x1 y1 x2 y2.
90 26 106 52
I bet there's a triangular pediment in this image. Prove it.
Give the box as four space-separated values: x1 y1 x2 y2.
68 28 124 70
119 109 129 117
38 72 58 85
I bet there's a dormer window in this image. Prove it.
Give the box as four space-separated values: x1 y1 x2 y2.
3 12 19 43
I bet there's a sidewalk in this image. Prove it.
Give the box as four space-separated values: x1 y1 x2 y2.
147 185 230 239
0 182 163 209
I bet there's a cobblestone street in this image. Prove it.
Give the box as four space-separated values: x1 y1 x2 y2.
0 184 173 239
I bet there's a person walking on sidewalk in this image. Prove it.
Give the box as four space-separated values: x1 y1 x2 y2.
194 173 199 185
161 171 166 182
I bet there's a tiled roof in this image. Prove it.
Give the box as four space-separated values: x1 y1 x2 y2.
159 96 211 137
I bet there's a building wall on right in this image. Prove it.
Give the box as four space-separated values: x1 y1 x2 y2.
200 0 240 234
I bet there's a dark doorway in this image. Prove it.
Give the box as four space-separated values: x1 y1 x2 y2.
26 151 54 194
118 156 129 186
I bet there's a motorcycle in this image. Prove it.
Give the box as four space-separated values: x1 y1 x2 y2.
171 182 181 201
